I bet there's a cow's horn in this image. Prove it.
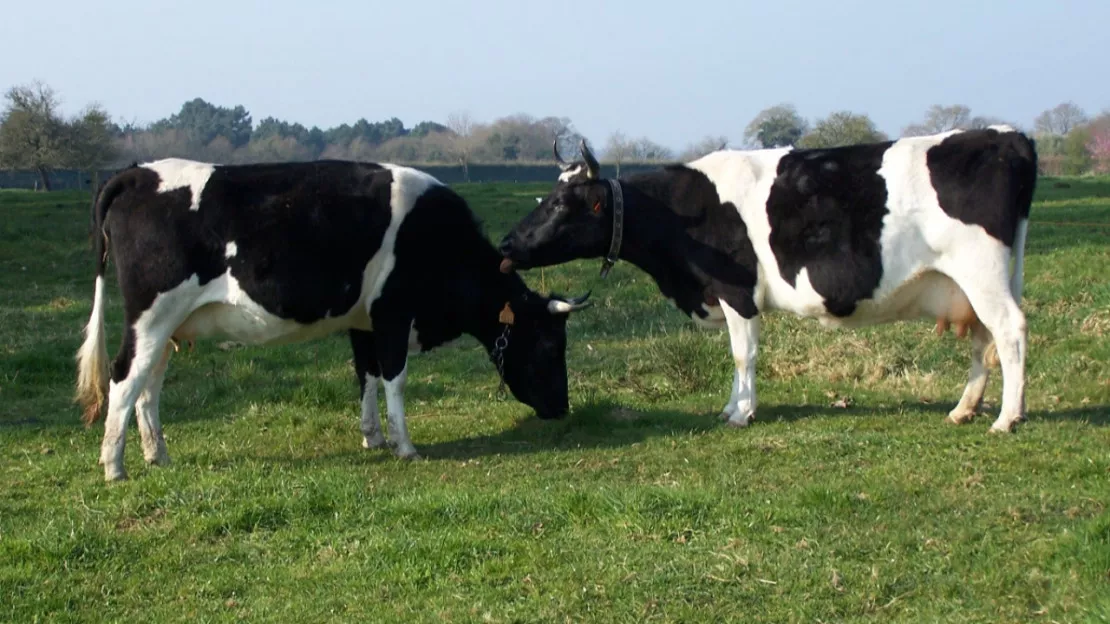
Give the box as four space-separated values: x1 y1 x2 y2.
547 290 593 314
580 139 600 179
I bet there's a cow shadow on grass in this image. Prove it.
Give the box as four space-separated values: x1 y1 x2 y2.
419 402 1104 461
243 399 1110 466
745 401 1110 428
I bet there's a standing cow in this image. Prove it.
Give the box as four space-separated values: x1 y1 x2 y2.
499 127 1036 433
76 159 590 481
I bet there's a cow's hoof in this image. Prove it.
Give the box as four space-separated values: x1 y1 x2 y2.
103 465 128 482
945 409 976 425
362 436 392 450
395 448 422 461
988 420 1018 434
726 416 752 428
145 452 171 467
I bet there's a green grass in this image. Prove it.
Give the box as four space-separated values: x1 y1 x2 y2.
2 177 1109 622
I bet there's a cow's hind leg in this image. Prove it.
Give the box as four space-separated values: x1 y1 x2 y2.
349 330 389 450
946 322 992 425
720 301 760 428
719 370 740 421
941 255 1026 433
134 344 173 465
101 326 175 481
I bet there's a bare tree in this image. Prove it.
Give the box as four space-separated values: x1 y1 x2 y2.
1034 102 1089 136
630 137 673 162
538 116 583 163
0 82 67 190
902 104 972 136
679 135 728 161
117 127 197 163
603 131 632 177
968 116 1015 130
446 111 480 181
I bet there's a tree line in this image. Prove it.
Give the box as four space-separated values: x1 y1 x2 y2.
1 80 1107 189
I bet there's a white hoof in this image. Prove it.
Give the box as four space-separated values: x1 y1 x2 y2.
362 435 392 450
104 464 128 482
145 451 171 467
945 409 976 425
726 415 753 428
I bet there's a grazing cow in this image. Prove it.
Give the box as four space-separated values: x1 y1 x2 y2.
499 127 1036 433
75 158 590 481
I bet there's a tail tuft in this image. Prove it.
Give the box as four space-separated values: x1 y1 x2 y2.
75 276 110 425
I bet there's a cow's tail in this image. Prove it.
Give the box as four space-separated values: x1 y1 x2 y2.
984 132 1037 369
75 175 125 425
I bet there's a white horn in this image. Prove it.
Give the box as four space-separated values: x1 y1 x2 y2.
547 291 592 314
580 139 600 179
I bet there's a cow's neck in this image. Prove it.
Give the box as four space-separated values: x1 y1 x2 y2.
612 175 724 319
424 249 524 355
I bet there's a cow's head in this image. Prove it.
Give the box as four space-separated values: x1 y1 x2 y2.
498 139 612 271
494 290 591 419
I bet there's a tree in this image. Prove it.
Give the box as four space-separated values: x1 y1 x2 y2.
151 97 253 147
67 104 119 179
0 82 67 189
538 116 584 162
241 133 315 163
410 121 448 137
1087 111 1110 173
902 104 971 136
743 104 808 148
631 137 673 161
117 127 194 163
1034 102 1088 136
679 135 728 161
446 111 479 182
603 131 632 177
1062 126 1092 174
797 111 887 149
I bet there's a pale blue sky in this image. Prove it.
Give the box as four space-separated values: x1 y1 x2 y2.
1 0 1104 150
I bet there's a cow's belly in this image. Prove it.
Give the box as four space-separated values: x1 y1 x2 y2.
845 270 975 328
815 270 975 330
760 265 975 331
175 301 368 345
172 270 371 346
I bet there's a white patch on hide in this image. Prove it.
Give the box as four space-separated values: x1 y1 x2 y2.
142 158 216 211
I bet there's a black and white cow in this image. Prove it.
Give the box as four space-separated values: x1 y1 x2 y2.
75 158 590 481
499 127 1037 433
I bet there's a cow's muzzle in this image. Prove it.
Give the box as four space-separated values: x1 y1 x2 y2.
498 236 529 273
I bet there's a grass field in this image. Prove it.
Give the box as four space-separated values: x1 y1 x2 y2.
2 177 1108 623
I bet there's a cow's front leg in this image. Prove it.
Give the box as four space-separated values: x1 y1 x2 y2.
373 321 420 460
720 301 760 428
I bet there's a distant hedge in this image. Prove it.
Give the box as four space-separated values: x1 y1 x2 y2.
0 162 666 190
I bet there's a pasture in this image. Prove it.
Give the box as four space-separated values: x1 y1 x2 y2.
2 178 1109 622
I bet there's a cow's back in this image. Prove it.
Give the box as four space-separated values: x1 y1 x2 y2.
101 159 425 341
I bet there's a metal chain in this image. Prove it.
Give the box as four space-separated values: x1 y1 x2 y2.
490 324 512 400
